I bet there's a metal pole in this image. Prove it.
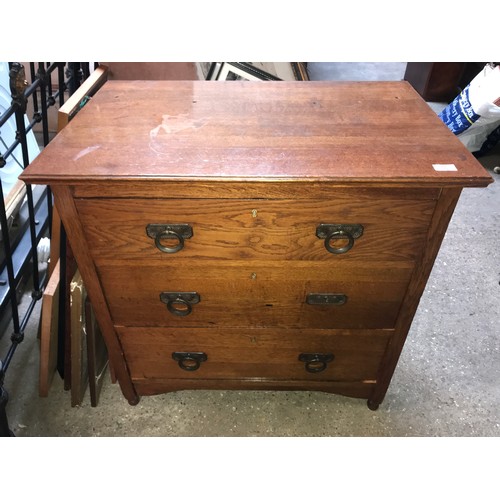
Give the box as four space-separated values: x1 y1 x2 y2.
10 64 41 301
0 159 21 335
37 63 50 147
29 62 38 113
0 382 14 437
0 179 17 439
57 62 65 106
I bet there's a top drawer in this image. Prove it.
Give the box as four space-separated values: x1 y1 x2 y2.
75 192 437 263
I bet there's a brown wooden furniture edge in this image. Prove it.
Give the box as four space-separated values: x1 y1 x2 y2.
368 187 463 408
133 378 376 400
50 185 139 405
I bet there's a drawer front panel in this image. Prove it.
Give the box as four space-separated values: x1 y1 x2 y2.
99 262 412 329
76 196 436 263
116 327 391 382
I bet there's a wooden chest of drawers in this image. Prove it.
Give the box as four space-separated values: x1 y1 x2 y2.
21 80 492 409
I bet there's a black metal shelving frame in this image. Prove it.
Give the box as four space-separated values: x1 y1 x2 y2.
0 62 92 436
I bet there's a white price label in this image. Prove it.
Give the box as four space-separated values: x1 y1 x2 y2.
432 163 458 172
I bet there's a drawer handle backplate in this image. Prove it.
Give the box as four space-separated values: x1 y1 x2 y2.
299 353 335 373
306 293 347 306
172 352 207 371
146 224 193 254
316 224 364 254
160 292 200 316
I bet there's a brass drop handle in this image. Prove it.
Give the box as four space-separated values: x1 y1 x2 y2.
160 292 200 316
155 229 184 253
146 224 193 254
172 352 207 371
168 297 192 316
299 353 334 373
316 224 364 254
325 230 354 254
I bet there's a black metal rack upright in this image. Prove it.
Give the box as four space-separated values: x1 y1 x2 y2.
0 62 91 436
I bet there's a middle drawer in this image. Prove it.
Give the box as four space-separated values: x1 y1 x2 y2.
97 261 412 329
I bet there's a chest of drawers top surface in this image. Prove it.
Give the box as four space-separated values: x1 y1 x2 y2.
20 80 492 188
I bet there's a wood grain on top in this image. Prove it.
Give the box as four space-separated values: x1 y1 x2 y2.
21 80 492 187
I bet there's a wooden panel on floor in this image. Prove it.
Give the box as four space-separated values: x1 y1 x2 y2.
85 295 113 407
70 270 88 406
39 260 60 397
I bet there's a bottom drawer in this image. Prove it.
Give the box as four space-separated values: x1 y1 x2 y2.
116 327 391 383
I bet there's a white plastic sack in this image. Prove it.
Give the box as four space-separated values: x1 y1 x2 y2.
458 115 500 152
439 63 500 153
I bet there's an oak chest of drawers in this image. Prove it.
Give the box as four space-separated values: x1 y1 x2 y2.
21 80 492 409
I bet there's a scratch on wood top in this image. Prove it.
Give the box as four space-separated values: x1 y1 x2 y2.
149 114 210 139
73 145 101 161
